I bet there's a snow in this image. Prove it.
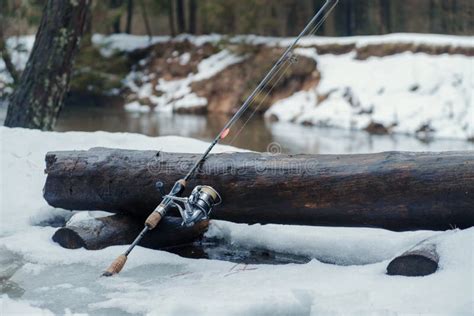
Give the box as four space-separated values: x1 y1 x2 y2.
124 101 150 113
0 127 236 236
91 33 474 56
2 33 472 141
111 33 473 139
1 295 53 315
91 34 170 57
125 49 244 113
179 52 192 65
0 35 36 94
91 33 226 58
266 50 474 140
1 126 473 315
238 32 474 49
205 221 440 266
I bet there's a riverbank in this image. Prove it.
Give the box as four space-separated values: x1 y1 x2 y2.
1 33 473 141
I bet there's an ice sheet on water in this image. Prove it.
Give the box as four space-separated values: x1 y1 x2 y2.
1 127 473 315
206 221 441 266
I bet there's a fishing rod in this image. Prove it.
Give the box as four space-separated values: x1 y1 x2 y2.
102 0 338 277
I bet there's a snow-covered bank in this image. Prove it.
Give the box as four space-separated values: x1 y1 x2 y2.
129 48 245 113
100 33 473 141
1 33 473 141
91 32 474 55
1 127 473 315
237 32 474 50
267 50 473 140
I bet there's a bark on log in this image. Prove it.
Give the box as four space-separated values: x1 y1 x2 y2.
52 214 208 250
386 238 439 276
44 148 474 231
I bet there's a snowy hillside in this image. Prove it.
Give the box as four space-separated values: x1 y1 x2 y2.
1 127 473 315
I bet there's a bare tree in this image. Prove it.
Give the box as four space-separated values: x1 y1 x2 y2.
138 0 152 41
125 0 134 34
176 0 185 34
168 0 176 36
0 28 19 85
4 0 90 130
188 0 197 34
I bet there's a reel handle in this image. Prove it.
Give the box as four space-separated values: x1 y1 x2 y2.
155 181 166 196
146 179 187 229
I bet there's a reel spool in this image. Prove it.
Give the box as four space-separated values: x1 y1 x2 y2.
165 185 222 226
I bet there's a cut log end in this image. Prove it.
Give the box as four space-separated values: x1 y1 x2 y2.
52 214 209 251
387 239 439 277
52 228 86 249
387 254 438 276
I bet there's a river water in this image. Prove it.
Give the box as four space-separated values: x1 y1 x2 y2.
52 104 473 154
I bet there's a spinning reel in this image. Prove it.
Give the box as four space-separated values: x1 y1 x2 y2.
157 182 222 226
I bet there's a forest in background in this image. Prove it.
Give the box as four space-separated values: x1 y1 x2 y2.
2 0 473 39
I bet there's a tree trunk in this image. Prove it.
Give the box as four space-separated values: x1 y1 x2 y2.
168 0 176 36
0 33 19 84
125 0 133 34
188 0 197 34
4 0 90 130
110 0 123 33
176 0 186 34
387 237 440 276
138 0 152 41
43 149 474 231
52 214 208 250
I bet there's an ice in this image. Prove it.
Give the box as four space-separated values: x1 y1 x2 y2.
1 295 54 315
1 127 473 314
1 33 473 314
206 221 440 266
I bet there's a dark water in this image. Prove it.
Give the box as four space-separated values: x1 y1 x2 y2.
54 104 473 154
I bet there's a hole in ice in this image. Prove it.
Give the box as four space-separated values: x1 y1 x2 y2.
164 238 312 265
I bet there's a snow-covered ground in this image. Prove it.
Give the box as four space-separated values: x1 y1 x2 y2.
1 127 473 315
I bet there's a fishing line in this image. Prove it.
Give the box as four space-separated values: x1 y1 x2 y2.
229 60 294 145
228 1 338 146
102 0 339 277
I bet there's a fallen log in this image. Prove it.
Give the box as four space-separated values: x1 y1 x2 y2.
387 238 439 276
52 213 312 264
52 214 208 250
44 148 474 231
